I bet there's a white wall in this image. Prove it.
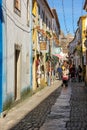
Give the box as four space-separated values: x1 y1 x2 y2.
5 0 30 96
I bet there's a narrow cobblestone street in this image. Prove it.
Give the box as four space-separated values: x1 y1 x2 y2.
40 81 87 130
66 82 87 130
40 81 71 130
9 85 62 130
0 80 62 130
1 81 87 130
0 1 87 130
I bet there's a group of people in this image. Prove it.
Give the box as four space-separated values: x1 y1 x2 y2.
69 64 82 82
57 60 83 87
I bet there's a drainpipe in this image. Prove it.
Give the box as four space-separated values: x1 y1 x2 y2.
29 0 33 89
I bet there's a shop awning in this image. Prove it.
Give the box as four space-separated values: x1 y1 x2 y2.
53 54 63 59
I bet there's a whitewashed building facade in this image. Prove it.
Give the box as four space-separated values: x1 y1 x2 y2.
0 0 32 114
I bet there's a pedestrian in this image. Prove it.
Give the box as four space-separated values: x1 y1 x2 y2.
69 64 76 82
78 65 82 82
55 62 59 78
62 61 69 87
37 64 41 87
57 64 62 80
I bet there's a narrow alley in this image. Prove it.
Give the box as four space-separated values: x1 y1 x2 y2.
1 0 87 130
1 80 87 130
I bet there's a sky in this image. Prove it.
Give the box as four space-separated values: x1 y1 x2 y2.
48 0 87 36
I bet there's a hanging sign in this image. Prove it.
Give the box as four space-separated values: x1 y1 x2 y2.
40 42 47 50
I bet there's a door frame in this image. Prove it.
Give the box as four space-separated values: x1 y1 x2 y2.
14 44 22 101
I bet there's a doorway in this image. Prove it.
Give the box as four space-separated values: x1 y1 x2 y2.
15 45 21 100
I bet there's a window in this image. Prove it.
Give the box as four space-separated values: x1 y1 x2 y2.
38 4 40 15
14 0 21 15
46 17 48 27
27 0 30 26
38 4 40 25
49 21 50 30
42 11 45 22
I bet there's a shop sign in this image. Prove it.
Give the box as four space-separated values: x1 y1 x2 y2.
40 42 47 50
52 46 62 54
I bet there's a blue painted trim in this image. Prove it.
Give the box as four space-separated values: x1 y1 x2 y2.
29 0 33 89
2 3 6 111
0 0 3 113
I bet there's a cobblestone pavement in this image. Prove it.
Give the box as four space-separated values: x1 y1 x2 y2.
40 82 87 130
1 81 87 130
66 82 87 130
0 80 62 130
8 86 62 130
40 82 71 130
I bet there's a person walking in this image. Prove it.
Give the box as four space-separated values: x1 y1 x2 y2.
78 65 82 82
69 64 76 82
57 64 62 80
62 61 69 87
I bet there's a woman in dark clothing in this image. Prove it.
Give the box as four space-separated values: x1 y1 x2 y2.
69 64 76 81
78 65 82 82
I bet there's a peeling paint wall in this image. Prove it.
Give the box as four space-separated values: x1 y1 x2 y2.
1 0 32 112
